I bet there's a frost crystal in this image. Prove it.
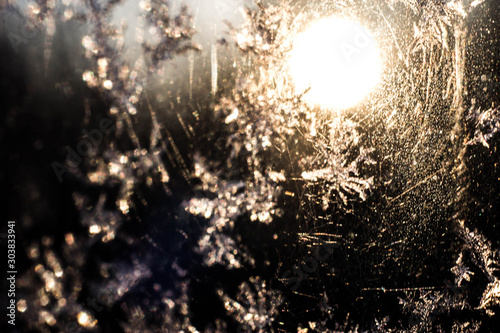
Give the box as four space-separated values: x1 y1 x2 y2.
219 277 283 332
466 107 500 148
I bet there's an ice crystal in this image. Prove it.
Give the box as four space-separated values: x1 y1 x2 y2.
451 252 474 287
142 1 199 65
401 288 471 332
466 107 500 148
478 280 500 312
300 118 375 207
456 220 500 314
219 276 283 332
457 221 500 284
185 153 280 268
90 259 152 307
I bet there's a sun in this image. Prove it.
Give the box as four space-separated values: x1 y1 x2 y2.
289 17 382 109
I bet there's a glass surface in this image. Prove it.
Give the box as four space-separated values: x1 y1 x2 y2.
1 0 499 331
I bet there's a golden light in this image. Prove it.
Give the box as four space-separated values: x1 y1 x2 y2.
77 311 97 328
289 17 382 109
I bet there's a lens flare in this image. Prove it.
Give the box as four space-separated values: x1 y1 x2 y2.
289 17 382 109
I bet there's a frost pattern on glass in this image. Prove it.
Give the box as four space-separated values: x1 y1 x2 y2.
467 107 500 148
219 276 283 332
10 0 500 331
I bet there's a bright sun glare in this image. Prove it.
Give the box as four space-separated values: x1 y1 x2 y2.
289 17 382 109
